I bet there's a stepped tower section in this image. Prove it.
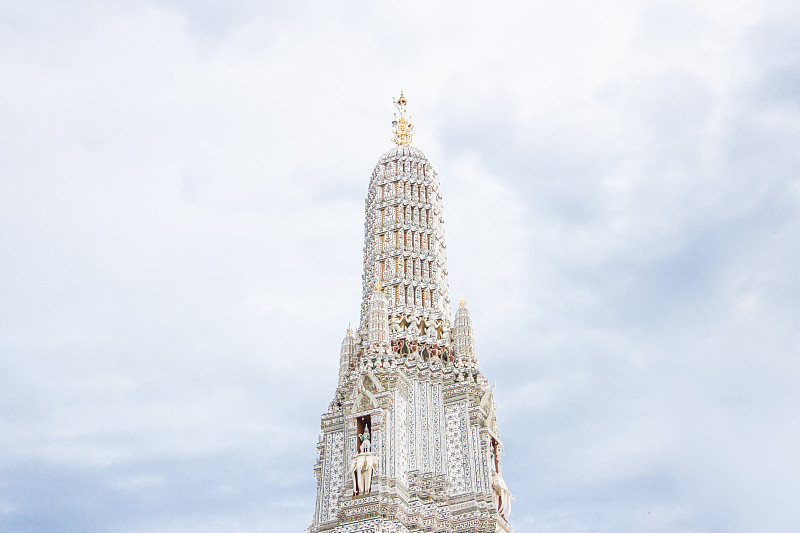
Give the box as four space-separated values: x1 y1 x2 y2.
359 143 451 326
309 93 513 533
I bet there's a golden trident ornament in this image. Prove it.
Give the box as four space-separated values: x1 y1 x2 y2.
391 91 415 145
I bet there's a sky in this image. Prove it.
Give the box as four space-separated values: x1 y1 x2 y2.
1 0 798 531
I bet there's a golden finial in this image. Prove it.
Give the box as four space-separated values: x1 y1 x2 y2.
347 322 353 336
391 91 415 146
374 279 383 291
459 295 467 308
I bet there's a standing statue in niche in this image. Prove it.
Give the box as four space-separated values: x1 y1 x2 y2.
359 425 371 453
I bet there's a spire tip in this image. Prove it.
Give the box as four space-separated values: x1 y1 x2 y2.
391 91 415 145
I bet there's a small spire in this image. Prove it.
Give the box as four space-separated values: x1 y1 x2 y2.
459 295 467 308
374 279 383 291
347 322 353 336
391 90 415 146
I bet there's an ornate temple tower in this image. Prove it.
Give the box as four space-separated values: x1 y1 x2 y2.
309 94 512 533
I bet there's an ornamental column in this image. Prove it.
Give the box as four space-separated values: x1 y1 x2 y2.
367 282 389 348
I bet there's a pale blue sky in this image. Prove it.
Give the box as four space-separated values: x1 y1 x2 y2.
1 1 798 531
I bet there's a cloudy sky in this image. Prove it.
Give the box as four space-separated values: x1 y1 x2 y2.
1 0 798 531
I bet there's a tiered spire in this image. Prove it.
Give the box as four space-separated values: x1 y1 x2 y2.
454 297 478 368
359 93 451 330
338 326 356 387
310 93 513 533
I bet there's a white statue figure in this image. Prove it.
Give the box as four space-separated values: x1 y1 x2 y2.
492 471 511 518
350 452 378 496
359 425 371 453
406 312 419 337
490 449 512 518
425 320 438 339
389 313 402 333
441 320 451 343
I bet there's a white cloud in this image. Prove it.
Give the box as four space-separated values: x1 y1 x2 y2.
0 0 798 531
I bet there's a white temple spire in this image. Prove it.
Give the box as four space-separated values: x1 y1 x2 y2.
310 94 512 533
454 296 478 368
359 96 451 329
338 325 356 387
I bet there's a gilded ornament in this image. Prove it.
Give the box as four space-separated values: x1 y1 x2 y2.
391 90 415 146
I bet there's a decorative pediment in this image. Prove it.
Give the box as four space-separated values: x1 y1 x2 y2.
358 393 375 411
365 369 385 393
350 370 382 410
